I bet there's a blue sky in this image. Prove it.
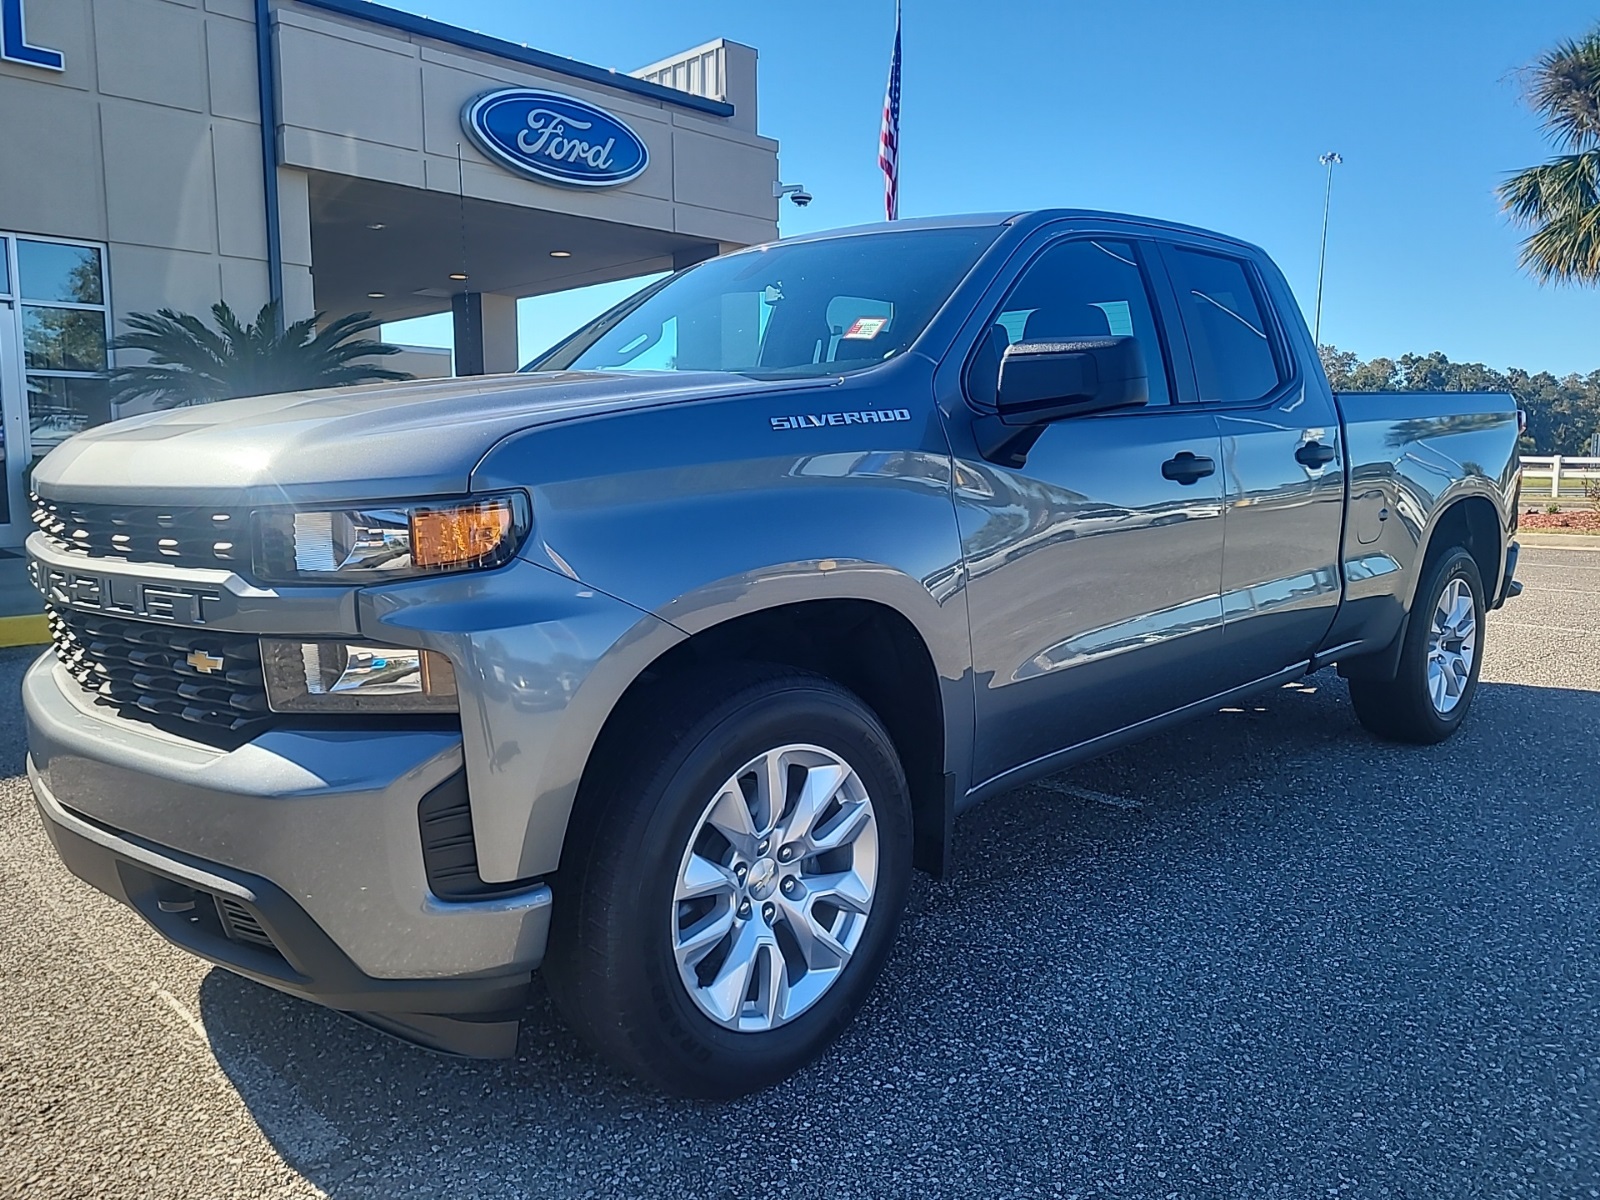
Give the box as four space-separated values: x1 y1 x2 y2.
387 0 1600 377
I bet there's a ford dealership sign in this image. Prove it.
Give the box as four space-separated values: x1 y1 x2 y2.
463 89 649 188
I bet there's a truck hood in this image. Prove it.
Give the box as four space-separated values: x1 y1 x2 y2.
33 370 823 504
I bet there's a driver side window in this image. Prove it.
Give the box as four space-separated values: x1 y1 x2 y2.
967 238 1172 408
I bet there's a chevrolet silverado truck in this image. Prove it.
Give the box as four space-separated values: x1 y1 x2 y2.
23 211 1523 1098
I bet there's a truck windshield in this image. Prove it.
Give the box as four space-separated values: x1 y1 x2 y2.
526 227 999 379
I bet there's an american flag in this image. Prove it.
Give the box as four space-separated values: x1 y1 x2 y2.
878 1 902 221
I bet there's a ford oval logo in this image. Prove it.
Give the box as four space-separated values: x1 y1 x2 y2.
463 89 649 188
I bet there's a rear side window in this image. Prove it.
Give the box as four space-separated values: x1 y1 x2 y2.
967 238 1172 408
1166 248 1284 404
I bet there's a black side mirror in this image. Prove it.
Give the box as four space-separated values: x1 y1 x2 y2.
976 335 1149 467
996 336 1149 424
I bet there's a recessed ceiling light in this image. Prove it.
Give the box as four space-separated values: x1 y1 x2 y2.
549 250 572 258
449 272 469 281
366 222 386 230
367 291 386 298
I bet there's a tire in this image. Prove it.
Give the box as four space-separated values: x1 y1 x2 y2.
544 664 913 1098
1349 546 1485 744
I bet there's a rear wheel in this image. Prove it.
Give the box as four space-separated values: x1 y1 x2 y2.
1349 546 1485 744
544 666 913 1098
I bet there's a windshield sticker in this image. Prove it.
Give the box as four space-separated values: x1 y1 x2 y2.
842 317 889 340
771 408 912 430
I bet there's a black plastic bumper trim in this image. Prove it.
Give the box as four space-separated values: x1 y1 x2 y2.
35 793 538 1056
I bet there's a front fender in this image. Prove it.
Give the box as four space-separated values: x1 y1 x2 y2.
470 366 976 801
359 558 686 882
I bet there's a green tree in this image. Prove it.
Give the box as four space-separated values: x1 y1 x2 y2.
1320 343 1600 455
1499 26 1600 283
1320 345 1400 391
1318 345 1360 389
107 301 411 409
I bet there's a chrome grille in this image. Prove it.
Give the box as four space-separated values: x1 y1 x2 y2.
47 606 271 733
31 493 247 570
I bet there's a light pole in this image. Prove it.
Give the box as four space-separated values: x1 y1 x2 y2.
1313 151 1343 347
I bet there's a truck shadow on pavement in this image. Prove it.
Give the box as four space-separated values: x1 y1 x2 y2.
199 670 1600 1200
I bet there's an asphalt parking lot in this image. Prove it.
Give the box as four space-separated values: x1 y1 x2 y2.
3 544 1600 1200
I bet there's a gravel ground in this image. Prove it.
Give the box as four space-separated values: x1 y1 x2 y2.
3 545 1599 1199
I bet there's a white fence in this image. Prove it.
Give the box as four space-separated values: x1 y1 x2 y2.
1520 456 1600 499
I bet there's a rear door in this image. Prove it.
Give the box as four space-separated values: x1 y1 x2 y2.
1156 240 1345 682
948 233 1229 787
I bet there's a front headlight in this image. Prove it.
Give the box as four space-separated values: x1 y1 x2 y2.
261 639 459 713
254 493 530 583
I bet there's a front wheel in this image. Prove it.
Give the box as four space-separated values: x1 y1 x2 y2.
1349 546 1485 744
544 666 913 1098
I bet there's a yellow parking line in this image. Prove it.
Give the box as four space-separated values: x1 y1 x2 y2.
0 613 49 648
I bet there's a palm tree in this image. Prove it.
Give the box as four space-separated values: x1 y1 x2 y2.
1499 27 1600 284
107 301 412 408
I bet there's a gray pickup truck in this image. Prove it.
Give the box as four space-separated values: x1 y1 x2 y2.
23 210 1522 1097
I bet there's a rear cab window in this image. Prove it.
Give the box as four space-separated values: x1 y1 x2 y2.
1164 247 1287 404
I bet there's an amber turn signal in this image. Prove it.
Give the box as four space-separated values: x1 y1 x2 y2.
411 499 517 569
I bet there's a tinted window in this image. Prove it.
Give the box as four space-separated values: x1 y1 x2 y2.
26 375 111 453
968 238 1171 407
23 306 107 372
1166 248 1283 403
18 240 103 304
533 227 998 379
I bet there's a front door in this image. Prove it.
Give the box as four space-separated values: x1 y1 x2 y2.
951 236 1230 789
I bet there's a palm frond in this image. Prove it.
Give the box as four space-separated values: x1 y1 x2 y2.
1517 201 1600 284
317 339 406 366
1505 26 1600 285
313 365 416 388
1520 27 1600 151
107 302 415 408
209 301 255 361
280 310 323 354
107 365 231 408
112 309 230 373
314 311 387 345
1499 152 1600 224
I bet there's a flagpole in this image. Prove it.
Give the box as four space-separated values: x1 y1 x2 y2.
878 0 902 221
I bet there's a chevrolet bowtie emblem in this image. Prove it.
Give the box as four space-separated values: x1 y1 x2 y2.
186 650 224 674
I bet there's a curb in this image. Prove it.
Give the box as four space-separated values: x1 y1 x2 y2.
1516 533 1600 550
0 613 49 648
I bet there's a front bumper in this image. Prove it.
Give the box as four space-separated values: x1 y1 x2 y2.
24 654 553 1056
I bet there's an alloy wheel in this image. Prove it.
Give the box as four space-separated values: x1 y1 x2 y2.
671 743 879 1032
1426 576 1477 715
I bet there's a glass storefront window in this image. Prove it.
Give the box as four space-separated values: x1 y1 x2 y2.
23 306 107 372
18 240 103 305
1 234 110 538
26 375 111 454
